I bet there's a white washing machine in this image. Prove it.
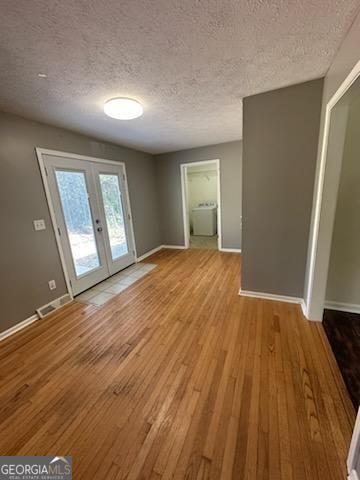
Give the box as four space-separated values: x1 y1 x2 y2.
192 202 217 236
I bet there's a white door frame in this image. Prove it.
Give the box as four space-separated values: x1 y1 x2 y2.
42 155 111 295
180 159 222 250
305 59 360 321
36 148 137 298
348 408 360 480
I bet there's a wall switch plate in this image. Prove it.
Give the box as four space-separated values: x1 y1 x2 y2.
33 219 46 231
48 280 56 290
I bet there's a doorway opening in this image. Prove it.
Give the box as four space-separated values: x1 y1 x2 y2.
180 160 221 250
319 81 360 410
37 149 136 297
303 62 360 478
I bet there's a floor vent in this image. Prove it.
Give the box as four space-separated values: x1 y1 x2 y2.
36 294 72 318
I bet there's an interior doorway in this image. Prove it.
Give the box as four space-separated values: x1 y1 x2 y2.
302 63 360 479
180 160 221 250
306 60 360 321
37 149 136 296
319 82 360 410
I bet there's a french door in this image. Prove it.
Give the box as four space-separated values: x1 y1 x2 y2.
43 153 135 295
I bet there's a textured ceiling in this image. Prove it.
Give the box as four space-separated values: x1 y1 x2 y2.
0 1 359 154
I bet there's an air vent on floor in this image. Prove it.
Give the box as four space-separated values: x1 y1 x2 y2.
36 294 72 318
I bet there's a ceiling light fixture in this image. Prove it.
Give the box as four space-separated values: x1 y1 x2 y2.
104 97 143 120
38 73 47 78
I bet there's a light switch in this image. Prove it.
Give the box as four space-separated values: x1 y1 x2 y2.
33 219 46 231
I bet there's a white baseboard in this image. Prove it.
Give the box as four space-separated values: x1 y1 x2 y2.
219 247 241 253
137 244 186 262
137 244 185 262
239 288 303 305
0 294 73 342
141 245 241 254
301 299 308 317
325 301 360 314
136 245 163 262
0 314 39 341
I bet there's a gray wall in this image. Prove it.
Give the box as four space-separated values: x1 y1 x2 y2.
242 79 323 297
326 95 360 305
0 111 161 333
155 141 242 249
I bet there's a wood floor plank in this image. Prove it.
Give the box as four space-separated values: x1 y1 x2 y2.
0 248 355 479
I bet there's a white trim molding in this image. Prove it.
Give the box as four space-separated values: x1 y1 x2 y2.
325 301 360 315
136 245 163 262
36 147 131 168
300 300 308 318
305 59 360 321
0 293 74 342
36 148 73 296
0 314 39 342
239 288 303 305
137 244 243 262
348 408 360 480
219 247 241 253
180 159 222 250
348 470 359 480
138 245 242 260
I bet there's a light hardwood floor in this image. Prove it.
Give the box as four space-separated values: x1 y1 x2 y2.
0 249 355 479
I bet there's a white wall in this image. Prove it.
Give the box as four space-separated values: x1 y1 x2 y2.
186 167 218 232
326 94 360 308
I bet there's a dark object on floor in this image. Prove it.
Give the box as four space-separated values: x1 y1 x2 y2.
323 308 360 409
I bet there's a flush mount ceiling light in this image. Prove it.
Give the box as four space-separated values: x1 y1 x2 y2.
104 97 143 120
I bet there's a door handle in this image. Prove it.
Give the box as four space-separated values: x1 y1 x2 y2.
97 227 103 232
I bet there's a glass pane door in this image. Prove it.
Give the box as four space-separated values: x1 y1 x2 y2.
43 155 110 295
43 154 135 295
99 174 129 260
56 170 100 276
93 163 135 276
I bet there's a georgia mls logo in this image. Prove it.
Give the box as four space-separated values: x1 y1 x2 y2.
0 456 72 480
50 457 69 466
49 457 71 474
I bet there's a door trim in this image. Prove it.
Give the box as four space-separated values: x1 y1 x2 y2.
36 147 137 297
304 59 360 320
348 408 360 480
180 159 222 250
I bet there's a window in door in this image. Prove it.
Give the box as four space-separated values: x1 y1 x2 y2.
99 173 129 260
55 170 100 277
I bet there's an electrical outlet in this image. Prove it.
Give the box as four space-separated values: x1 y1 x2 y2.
48 280 56 290
33 219 46 231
